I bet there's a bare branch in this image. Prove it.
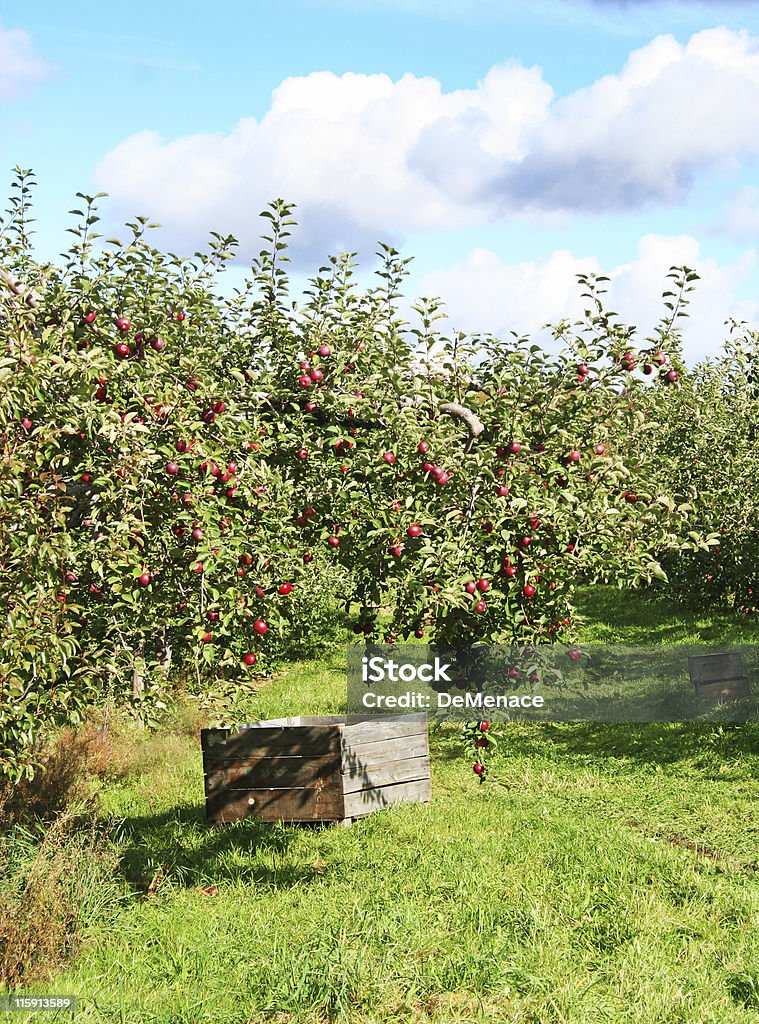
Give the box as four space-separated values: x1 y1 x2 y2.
0 269 41 309
438 401 485 440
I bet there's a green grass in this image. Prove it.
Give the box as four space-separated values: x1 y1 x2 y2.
5 589 759 1023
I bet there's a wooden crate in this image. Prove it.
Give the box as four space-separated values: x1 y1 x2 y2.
688 652 750 700
201 714 431 825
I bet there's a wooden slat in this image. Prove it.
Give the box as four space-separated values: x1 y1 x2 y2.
206 784 344 823
342 755 430 795
204 755 340 796
343 777 432 818
341 715 428 748
201 724 341 762
694 678 750 700
688 653 744 683
341 734 429 771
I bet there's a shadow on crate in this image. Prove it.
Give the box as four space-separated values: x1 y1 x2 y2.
113 800 324 894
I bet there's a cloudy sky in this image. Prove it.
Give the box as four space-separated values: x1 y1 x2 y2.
2 0 759 361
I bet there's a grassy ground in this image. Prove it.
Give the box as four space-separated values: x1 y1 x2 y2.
3 588 758 1023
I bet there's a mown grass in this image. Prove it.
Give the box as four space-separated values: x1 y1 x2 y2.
2 588 757 1023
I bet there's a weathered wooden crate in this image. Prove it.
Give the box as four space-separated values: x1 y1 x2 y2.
688 652 750 700
201 714 431 825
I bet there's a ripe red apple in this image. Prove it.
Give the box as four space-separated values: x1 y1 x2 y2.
665 369 679 383
299 375 313 388
253 619 268 635
474 599 487 613
304 553 313 563
642 362 654 376
201 632 212 644
278 582 293 595
115 343 130 359
311 369 324 383
506 440 521 454
568 648 581 663
568 450 580 463
652 351 667 365
84 310 97 324
191 528 204 542
503 564 517 578
191 561 203 574
116 317 131 332
594 444 606 456
203 410 216 423
479 721 490 731
318 344 331 358
465 581 477 595
243 653 257 666
328 535 340 548
208 610 220 622
418 441 430 455
520 535 533 548
476 579 490 593
150 336 165 352
496 485 509 497
473 762 484 776
508 666 520 680
296 448 308 460
166 462 179 475
407 524 422 538
577 363 589 376
138 572 151 587
382 451 396 465
175 311 185 322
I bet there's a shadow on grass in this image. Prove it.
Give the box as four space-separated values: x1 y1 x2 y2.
111 801 321 894
429 720 759 767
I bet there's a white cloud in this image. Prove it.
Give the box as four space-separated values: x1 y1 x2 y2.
93 27 759 265
0 22 52 100
406 235 759 363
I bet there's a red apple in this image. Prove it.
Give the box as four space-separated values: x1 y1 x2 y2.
418 441 430 454
150 336 165 352
407 524 422 539
474 599 487 613
473 763 484 776
166 462 179 475
382 451 396 465
243 653 257 666
328 535 340 548
523 583 536 597
299 375 313 388
138 572 151 586
84 310 97 324
115 343 130 359
477 579 490 592
318 344 331 357
253 619 268 635
116 317 131 332
465 581 477 595
278 582 293 595
594 444 606 456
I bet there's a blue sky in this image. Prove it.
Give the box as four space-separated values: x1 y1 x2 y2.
2 0 759 361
